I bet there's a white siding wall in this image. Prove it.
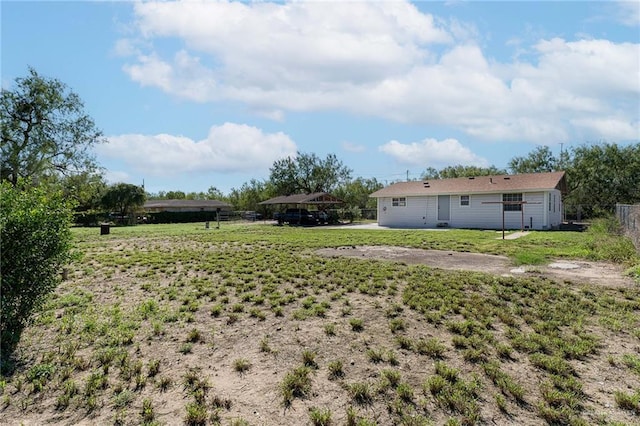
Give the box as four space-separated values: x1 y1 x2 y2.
521 192 545 230
450 194 501 229
377 191 557 230
377 197 433 227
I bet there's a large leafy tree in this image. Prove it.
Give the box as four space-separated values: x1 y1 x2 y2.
565 143 640 216
1 68 104 186
508 146 561 174
205 186 226 200
421 165 506 180
334 177 383 209
269 152 352 195
506 142 640 217
53 172 107 212
228 179 273 212
101 183 146 223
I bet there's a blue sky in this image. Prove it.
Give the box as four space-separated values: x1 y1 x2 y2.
2 1 639 195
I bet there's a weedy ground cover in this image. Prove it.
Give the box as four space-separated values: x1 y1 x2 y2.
0 222 638 425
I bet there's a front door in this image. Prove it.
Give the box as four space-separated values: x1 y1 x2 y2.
438 195 450 221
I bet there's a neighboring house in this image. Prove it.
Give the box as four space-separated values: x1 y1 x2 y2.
369 171 567 230
143 199 233 213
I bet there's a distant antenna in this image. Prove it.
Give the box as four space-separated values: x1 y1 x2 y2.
406 170 409 182
142 178 145 189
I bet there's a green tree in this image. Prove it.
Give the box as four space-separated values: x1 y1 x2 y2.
228 179 273 212
1 68 104 186
269 152 352 195
1 181 74 369
564 143 640 217
205 186 226 200
101 183 146 224
508 146 559 174
164 190 186 199
53 172 107 212
421 165 506 180
334 177 383 209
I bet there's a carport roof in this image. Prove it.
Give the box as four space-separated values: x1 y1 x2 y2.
259 192 343 205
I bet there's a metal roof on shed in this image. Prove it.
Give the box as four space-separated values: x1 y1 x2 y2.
259 192 343 205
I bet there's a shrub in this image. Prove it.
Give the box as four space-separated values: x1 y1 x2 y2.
309 407 332 426
233 358 251 373
327 360 344 380
1 182 74 371
349 318 364 332
348 382 373 405
281 366 312 406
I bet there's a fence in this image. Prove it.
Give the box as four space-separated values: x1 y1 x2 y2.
616 204 640 252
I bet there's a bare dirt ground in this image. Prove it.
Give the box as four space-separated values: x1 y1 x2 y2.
2 240 638 426
316 245 637 289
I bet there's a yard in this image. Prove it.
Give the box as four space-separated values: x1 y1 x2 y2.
1 222 639 425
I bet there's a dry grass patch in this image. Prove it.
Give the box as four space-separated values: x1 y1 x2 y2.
1 224 638 425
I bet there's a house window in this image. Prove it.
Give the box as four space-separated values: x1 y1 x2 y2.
503 193 522 211
392 197 406 207
460 195 470 206
548 194 551 211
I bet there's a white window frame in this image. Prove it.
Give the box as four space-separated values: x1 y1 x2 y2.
392 197 407 207
460 195 470 207
503 193 522 212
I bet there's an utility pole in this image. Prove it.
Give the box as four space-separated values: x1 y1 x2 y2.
406 170 409 182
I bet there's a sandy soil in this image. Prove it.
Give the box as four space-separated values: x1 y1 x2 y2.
316 245 637 288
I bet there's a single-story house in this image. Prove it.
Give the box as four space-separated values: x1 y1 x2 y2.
143 199 233 213
369 171 567 230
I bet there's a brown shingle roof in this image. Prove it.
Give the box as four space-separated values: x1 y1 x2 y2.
370 171 567 198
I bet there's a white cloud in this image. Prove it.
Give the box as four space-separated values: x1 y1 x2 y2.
103 170 131 185
123 51 219 102
342 141 367 153
614 1 640 26
112 38 140 57
120 0 640 144
98 123 297 176
570 117 640 141
379 138 488 168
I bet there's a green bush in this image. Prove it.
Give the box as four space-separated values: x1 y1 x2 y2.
1 182 74 370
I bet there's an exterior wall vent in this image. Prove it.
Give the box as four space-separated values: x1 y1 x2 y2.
504 177 511 180
468 177 475 180
423 182 430 188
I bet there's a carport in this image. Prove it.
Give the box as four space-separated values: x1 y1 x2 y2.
259 192 344 224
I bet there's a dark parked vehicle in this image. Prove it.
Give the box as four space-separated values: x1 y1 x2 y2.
243 211 263 221
274 208 317 225
313 210 329 224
